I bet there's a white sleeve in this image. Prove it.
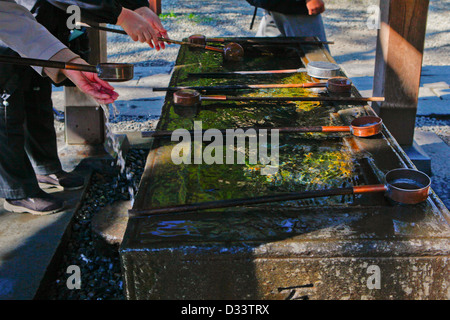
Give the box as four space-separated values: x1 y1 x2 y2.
0 0 68 75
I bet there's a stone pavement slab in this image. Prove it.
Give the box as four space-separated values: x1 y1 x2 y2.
0 174 90 300
414 130 450 208
0 129 129 299
414 130 450 173
417 66 450 116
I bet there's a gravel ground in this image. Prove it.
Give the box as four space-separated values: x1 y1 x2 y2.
47 149 146 300
416 116 450 146
50 0 449 300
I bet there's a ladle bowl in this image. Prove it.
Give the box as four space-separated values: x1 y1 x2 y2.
0 55 134 82
173 89 201 107
96 63 134 82
350 116 383 137
327 76 352 93
222 43 245 62
384 168 431 204
188 34 207 45
306 61 341 79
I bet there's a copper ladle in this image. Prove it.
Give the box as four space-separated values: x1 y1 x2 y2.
76 22 245 62
0 55 133 82
172 89 384 107
189 61 342 79
128 168 431 216
188 34 335 46
159 38 245 62
141 116 383 139
151 76 352 94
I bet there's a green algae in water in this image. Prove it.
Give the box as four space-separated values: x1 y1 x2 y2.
174 43 307 88
146 137 356 209
163 72 336 131
147 43 359 210
164 53 339 132
164 97 339 132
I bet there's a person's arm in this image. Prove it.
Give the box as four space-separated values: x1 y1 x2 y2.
116 7 161 48
119 0 169 50
46 0 167 50
0 0 69 74
0 0 118 103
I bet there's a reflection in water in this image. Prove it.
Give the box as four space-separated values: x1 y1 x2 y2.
145 220 201 237
145 44 368 210
146 138 357 209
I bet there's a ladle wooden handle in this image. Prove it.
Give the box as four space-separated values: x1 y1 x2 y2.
353 185 388 194
152 82 327 91
0 54 98 73
128 184 387 217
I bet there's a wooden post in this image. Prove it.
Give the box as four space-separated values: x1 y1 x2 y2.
64 22 107 146
372 0 429 146
86 22 107 65
149 0 162 15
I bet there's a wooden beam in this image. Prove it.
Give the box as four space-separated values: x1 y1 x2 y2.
372 0 429 146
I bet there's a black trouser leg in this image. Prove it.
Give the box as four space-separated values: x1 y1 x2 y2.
0 76 41 199
24 72 62 175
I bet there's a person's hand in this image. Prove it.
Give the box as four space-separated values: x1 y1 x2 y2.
117 7 162 50
306 0 325 15
135 6 169 50
62 58 119 104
